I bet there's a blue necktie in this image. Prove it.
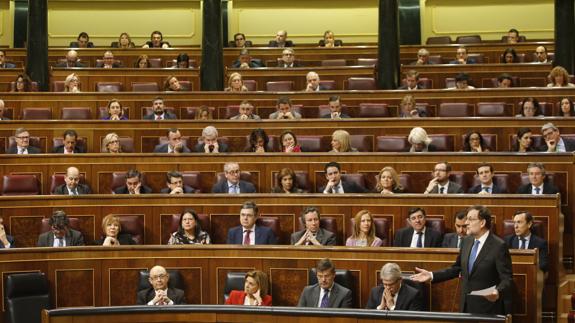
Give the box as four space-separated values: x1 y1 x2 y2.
482 187 490 193
534 187 541 195
468 240 480 273
320 289 330 308
416 232 423 248
519 237 526 249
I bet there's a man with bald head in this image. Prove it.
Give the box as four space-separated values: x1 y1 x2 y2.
97 51 121 68
137 265 186 305
305 71 325 92
53 166 92 195
268 30 294 47
56 50 85 68
0 99 10 120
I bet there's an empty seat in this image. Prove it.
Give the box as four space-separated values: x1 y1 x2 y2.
243 80 257 91
438 103 473 117
22 107 52 120
321 59 346 66
356 58 377 66
298 136 324 152
131 82 159 92
96 82 123 92
265 81 294 92
467 53 484 64
346 77 377 90
319 80 336 90
61 107 92 120
2 174 41 196
4 272 51 323
455 35 482 44
418 78 433 89
117 215 144 244
181 171 203 193
476 102 509 117
95 59 123 67
358 103 390 118
52 81 66 92
350 135 373 152
376 136 409 152
147 58 163 68
426 36 452 44
256 217 281 241
428 55 443 64
429 135 455 151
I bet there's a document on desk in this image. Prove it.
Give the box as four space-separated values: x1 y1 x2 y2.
469 285 496 296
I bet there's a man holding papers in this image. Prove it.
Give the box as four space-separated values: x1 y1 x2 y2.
411 205 513 315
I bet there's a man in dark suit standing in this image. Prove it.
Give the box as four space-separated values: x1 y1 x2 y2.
442 210 467 248
268 30 294 47
212 162 257 194
320 161 367 194
504 211 549 272
160 171 197 194
37 210 85 247
137 265 186 305
412 205 513 315
0 50 16 68
366 263 424 310
55 50 86 68
114 169 153 194
193 126 229 153
52 129 85 154
226 201 277 245
393 207 443 248
423 162 464 194
468 163 507 194
538 122 575 152
53 167 92 195
321 95 351 119
153 128 191 153
0 216 15 248
144 97 177 121
291 206 336 246
7 128 41 154
297 258 352 308
516 162 560 195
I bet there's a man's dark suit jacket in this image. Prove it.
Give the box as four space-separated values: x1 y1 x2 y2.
143 112 178 120
69 41 94 48
277 60 302 68
113 185 153 194
212 180 256 193
7 146 41 154
504 234 549 272
397 84 422 90
0 62 16 68
55 62 86 68
53 184 92 195
428 181 464 194
144 41 171 48
136 287 186 305
442 232 462 248
319 180 368 194
290 228 336 246
95 62 122 68
448 58 477 64
433 232 513 315
468 184 507 194
393 227 443 248
231 59 265 68
297 282 352 308
160 185 197 194
193 142 229 153
153 143 191 153
536 139 575 152
0 235 15 248
37 229 85 247
365 283 424 310
52 145 85 154
226 225 277 245
321 113 351 119
268 40 295 47
516 182 559 194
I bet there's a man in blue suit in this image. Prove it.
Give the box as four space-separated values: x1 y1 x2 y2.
504 211 549 272
227 201 277 245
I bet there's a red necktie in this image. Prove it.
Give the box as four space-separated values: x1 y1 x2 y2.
243 230 251 245
156 115 162 120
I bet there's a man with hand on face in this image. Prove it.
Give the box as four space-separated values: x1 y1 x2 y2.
230 100 261 120
442 210 467 248
322 96 350 119
516 162 559 195
468 163 507 194
137 265 186 305
114 169 153 194
304 71 325 92
227 201 277 245
144 97 177 120
393 207 442 248
504 211 549 272
538 122 575 152
297 258 352 308
449 46 476 64
0 216 14 248
194 126 229 153
291 206 336 246
53 166 92 195
212 162 257 194
154 128 190 154
160 171 197 194
320 161 367 194
53 129 85 154
424 162 464 194
366 262 424 310
269 96 302 120
37 210 85 247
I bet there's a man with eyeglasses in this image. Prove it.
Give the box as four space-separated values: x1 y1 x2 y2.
137 265 186 305
37 210 85 247
393 207 442 248
366 262 424 310
212 162 256 193
227 201 277 245
232 33 250 48
53 166 92 195
297 258 352 308
154 128 190 153
0 50 16 68
278 48 300 68
8 128 41 154
537 122 575 152
97 51 121 68
160 171 197 194
423 162 464 194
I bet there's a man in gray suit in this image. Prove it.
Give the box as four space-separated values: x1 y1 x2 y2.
37 210 85 247
423 162 464 194
442 210 468 248
53 166 92 195
291 206 336 246
297 258 352 308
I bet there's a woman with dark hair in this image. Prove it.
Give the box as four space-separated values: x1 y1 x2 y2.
271 168 305 193
102 99 128 120
246 128 269 153
225 270 272 306
163 75 182 92
517 97 542 117
559 98 575 117
462 131 490 152
168 209 211 245
279 130 301 153
513 127 535 152
502 48 518 63
12 74 32 92
174 53 191 68
135 55 151 68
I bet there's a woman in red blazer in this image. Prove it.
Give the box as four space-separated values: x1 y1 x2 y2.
225 270 272 306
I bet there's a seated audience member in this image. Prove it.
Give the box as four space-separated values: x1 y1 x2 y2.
517 97 542 117
297 258 352 308
279 130 301 152
194 126 229 153
398 70 421 90
497 73 513 88
94 214 137 245
408 127 435 152
411 48 432 65
103 99 128 120
449 46 476 64
559 98 575 117
53 129 84 154
534 46 550 63
212 162 257 193
0 50 15 68
168 209 211 244
538 122 575 152
323 95 350 119
195 106 213 120
271 168 305 193
64 73 80 93
366 262 424 310
225 72 249 92
114 32 135 48
137 265 186 305
278 48 300 67
547 66 575 87
103 133 123 153
330 129 357 153
56 50 85 68
320 161 367 194
53 166 92 195
144 97 177 120
0 99 10 120
399 95 425 118
268 30 294 48
442 210 467 248
246 128 269 153
269 96 302 120
0 216 14 248
231 33 250 48
319 30 342 47
506 28 520 44
8 127 41 154
230 100 260 120
424 162 464 194
232 49 265 69
448 72 475 90
504 211 549 272
143 30 170 48
304 71 325 92
136 54 151 68
461 131 490 152
154 128 191 154
70 32 94 48
160 171 197 194
376 166 405 194
468 163 507 194
174 53 191 68
12 74 33 92
227 201 277 245
393 207 442 248
114 169 153 194
97 51 121 68
225 271 272 306
502 48 518 63
516 162 559 194
37 210 85 247
346 210 383 247
163 75 183 92
292 206 336 246
513 127 535 152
